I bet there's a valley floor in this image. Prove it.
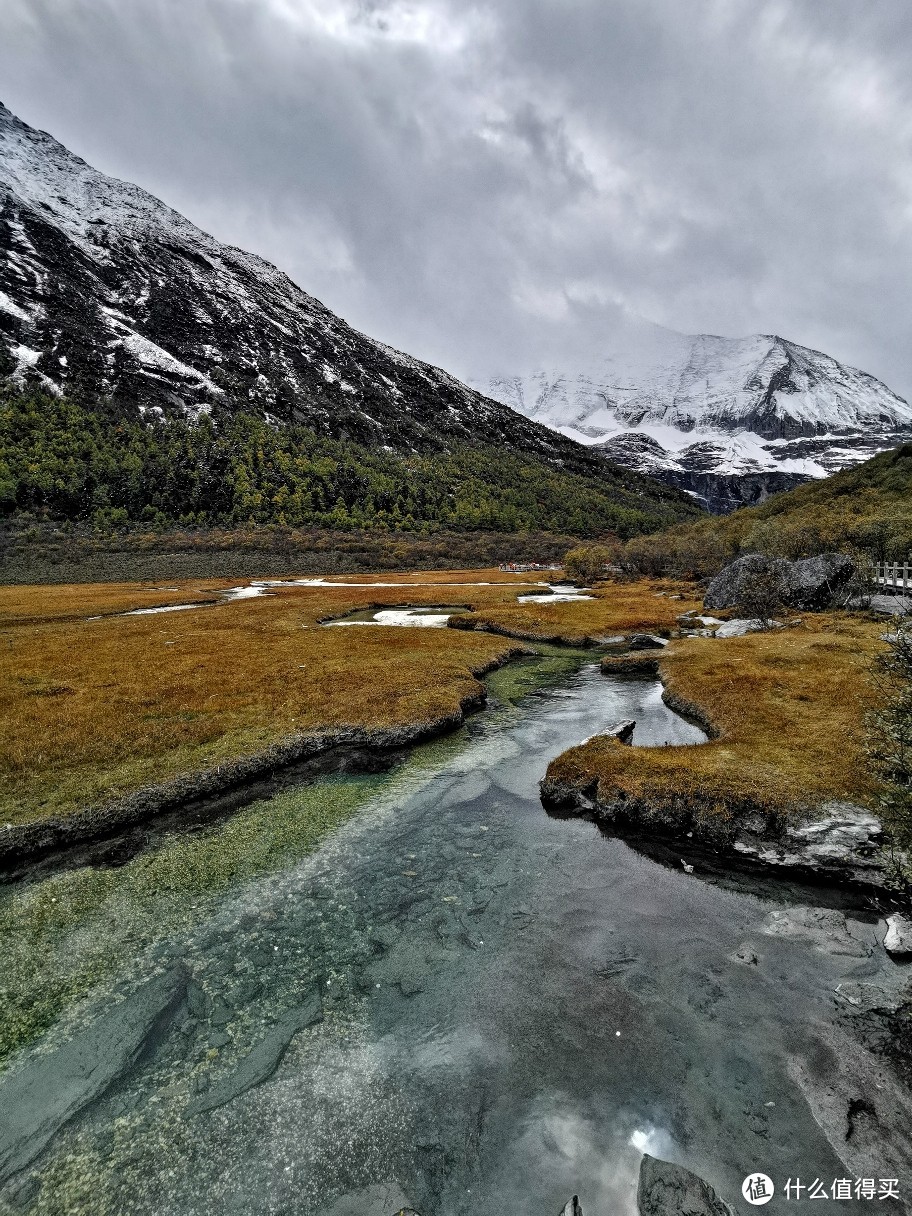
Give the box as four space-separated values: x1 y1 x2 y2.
0 567 894 877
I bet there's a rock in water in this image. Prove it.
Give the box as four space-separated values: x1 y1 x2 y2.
0 965 187 1185
188 984 323 1115
637 1154 733 1216
883 913 912 956
558 1198 583 1216
601 720 636 745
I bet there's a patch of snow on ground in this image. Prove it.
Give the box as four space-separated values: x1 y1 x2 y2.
327 608 453 628
518 584 593 603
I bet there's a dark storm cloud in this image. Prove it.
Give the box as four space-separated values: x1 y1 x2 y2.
1 0 910 393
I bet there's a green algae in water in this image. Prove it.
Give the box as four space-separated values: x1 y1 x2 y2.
483 644 596 708
0 647 594 1067
0 773 386 1065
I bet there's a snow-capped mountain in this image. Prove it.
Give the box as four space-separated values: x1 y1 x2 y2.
471 324 912 512
0 100 699 532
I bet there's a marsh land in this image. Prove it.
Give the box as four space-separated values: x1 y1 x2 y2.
1 568 911 1214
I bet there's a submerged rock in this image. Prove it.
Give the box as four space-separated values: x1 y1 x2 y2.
319 1183 416 1215
884 913 912 957
637 1154 733 1216
0 965 187 1184
760 907 872 957
188 984 323 1115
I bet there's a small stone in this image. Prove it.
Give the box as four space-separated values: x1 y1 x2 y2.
883 913 912 956
559 1199 583 1216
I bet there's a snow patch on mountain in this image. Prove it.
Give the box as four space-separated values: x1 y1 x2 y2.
470 317 912 510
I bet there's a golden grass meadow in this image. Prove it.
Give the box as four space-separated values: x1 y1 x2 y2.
1 569 883 831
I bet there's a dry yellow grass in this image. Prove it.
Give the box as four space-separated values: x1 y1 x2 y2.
547 614 884 819
0 579 239 627
0 568 605 824
454 578 703 643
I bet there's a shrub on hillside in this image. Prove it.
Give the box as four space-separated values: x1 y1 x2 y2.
621 526 733 580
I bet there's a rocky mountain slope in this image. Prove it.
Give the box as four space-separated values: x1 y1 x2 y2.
0 100 701 536
472 325 912 512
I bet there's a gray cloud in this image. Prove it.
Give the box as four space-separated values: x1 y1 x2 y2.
1 0 910 394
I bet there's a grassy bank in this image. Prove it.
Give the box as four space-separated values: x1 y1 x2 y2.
2 571 548 826
450 579 702 645
544 614 884 823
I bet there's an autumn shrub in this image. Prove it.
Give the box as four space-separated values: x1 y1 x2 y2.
563 542 621 582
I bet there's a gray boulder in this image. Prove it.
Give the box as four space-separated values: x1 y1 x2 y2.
782 552 856 610
638 1155 733 1216
627 634 668 650
703 553 788 611
704 552 855 612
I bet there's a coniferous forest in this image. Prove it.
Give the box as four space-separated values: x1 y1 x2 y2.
0 388 698 539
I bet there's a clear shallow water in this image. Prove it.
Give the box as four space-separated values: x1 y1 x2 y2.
0 665 903 1215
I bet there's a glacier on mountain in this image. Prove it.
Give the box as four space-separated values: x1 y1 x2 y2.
471 320 912 510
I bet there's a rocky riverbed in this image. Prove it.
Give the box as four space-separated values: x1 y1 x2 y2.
1 661 910 1214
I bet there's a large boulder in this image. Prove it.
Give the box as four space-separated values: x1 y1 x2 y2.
702 553 788 611
703 552 854 612
638 1155 733 1216
782 552 855 610
884 913 912 957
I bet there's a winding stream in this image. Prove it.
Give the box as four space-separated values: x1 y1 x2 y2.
0 660 906 1215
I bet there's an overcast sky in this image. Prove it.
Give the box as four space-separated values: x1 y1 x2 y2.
2 0 910 395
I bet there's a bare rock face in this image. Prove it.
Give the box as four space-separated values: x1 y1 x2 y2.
637 1154 733 1216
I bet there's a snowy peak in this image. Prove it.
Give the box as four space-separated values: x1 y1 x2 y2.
0 101 702 524
471 320 912 511
0 100 508 445
476 328 910 443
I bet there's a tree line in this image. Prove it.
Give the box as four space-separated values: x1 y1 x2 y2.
0 389 684 539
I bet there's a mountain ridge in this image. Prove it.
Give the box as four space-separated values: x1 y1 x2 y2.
0 101 701 537
471 324 912 511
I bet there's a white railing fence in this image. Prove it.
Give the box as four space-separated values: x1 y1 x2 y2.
875 561 912 593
